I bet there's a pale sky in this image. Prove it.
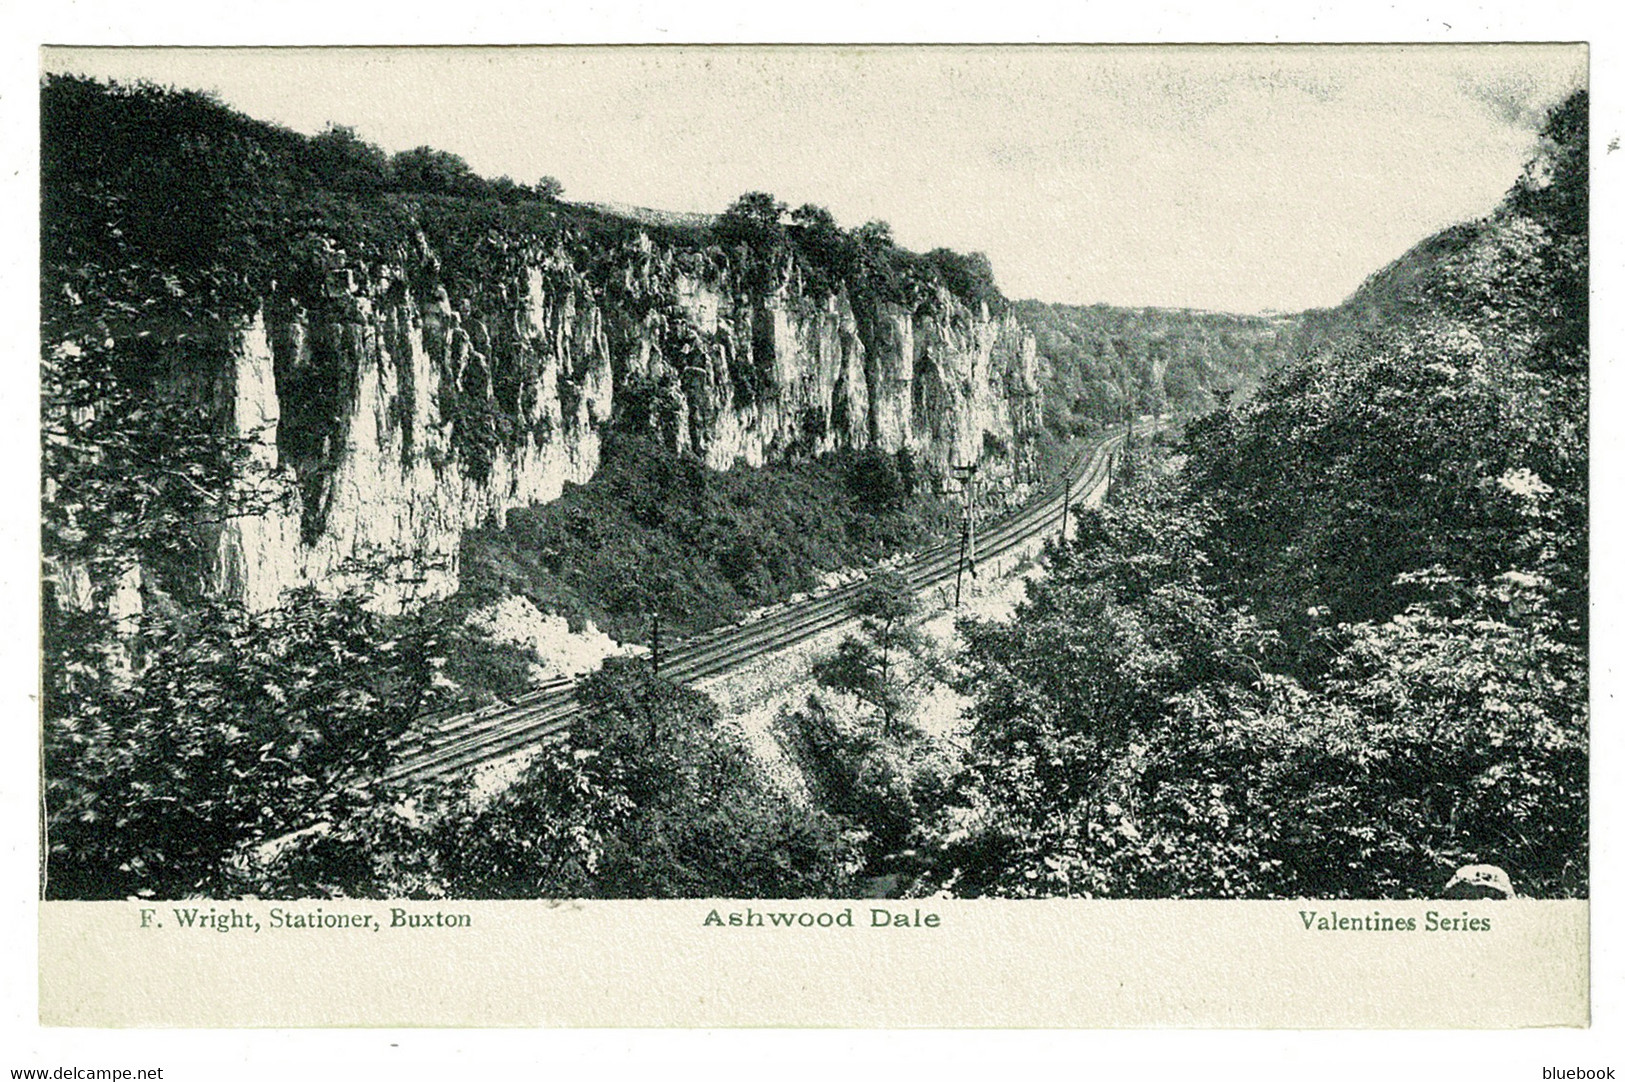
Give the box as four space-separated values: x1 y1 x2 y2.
42 45 1585 314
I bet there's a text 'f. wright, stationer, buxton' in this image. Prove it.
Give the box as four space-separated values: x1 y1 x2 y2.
139 905 472 933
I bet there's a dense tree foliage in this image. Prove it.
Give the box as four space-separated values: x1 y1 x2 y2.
261 659 857 898
41 78 297 595
931 91 1588 900
718 191 789 234
43 590 441 899
798 573 959 876
461 434 953 642
1017 301 1297 441
813 571 941 735
717 191 1008 314
793 695 958 873
563 660 856 897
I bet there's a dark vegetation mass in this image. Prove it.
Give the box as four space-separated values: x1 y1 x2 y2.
460 434 953 645
260 659 857 900
1018 301 1297 440
926 90 1588 899
40 74 1002 321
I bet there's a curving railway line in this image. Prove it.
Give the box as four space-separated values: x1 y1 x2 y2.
385 424 1136 785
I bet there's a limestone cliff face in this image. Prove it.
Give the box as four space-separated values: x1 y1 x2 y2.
208 230 1039 609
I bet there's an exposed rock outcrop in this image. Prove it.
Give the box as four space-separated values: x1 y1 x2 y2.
1441 864 1517 900
200 229 1038 609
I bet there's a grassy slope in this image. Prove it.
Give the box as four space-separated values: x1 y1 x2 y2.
459 435 957 644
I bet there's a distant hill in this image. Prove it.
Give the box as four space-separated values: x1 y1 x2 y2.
1289 222 1484 359
1014 300 1299 439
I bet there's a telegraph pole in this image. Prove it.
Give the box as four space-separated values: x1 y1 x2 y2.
969 487 978 586
1059 468 1072 543
950 462 978 607
650 611 662 676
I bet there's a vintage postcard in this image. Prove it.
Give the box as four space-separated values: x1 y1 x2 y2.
27 39 1595 1038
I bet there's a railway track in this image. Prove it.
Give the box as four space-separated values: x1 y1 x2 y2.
386 426 1134 784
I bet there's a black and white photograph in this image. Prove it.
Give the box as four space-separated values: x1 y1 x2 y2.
36 42 1588 908
10 12 1617 1050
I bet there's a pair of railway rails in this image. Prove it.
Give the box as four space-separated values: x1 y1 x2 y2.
385 426 1133 785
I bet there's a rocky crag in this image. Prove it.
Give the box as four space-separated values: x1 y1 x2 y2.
40 77 1039 617
205 229 1036 610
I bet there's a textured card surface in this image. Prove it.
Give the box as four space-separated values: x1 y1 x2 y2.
41 899 1588 1027
33 42 1593 1031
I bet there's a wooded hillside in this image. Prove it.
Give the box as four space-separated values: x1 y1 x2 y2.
935 90 1588 900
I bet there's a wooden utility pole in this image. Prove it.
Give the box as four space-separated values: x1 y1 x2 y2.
968 498 978 585
950 462 978 607
1059 468 1072 543
650 611 662 676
